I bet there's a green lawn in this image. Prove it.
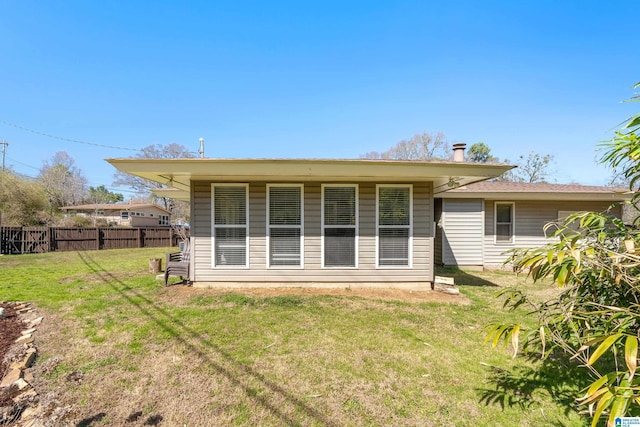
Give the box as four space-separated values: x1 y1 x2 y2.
0 249 590 426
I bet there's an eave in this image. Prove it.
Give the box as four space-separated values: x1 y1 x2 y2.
437 190 630 201
107 158 515 201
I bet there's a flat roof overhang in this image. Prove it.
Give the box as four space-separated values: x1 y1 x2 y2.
107 158 515 202
437 190 630 202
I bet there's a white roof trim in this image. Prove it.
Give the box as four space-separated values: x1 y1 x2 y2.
106 158 514 199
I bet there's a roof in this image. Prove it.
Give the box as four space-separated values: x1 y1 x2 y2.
437 181 631 201
61 203 172 214
106 157 514 201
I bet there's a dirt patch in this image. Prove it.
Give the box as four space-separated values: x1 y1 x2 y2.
159 285 470 305
0 303 26 378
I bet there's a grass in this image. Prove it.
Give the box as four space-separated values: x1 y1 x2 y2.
0 249 591 426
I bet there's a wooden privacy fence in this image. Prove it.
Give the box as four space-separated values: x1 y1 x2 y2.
0 227 182 254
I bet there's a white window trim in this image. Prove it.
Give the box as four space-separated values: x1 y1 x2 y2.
266 184 304 269
211 183 250 269
494 201 515 245
321 184 359 269
376 184 413 269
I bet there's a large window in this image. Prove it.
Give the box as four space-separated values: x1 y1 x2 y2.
212 184 249 267
495 202 514 243
377 185 412 267
322 185 358 268
267 185 303 267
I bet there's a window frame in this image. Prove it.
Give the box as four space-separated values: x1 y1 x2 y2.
321 184 359 269
211 183 250 269
266 184 304 269
376 184 413 268
494 201 515 244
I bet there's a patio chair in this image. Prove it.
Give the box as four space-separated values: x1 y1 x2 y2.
164 239 191 286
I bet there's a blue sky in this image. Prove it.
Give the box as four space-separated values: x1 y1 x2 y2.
1 1 637 194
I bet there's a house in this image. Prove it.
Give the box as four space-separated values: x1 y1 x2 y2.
61 203 172 227
434 181 630 270
107 152 512 289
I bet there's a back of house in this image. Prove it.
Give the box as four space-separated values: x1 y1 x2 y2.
108 155 512 289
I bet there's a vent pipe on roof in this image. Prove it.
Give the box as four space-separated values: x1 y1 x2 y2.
199 138 205 159
452 143 466 162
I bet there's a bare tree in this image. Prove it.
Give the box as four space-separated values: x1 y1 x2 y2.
113 143 195 213
38 151 87 210
494 151 554 183
361 131 449 160
514 152 554 183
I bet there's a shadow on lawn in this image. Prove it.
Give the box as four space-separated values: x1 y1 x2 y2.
477 353 590 427
76 251 338 427
436 267 501 287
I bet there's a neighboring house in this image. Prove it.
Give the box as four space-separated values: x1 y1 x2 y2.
434 181 630 270
61 203 172 227
107 155 512 289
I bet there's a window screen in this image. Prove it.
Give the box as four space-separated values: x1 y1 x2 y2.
213 185 248 267
323 186 357 267
495 203 514 243
268 186 303 267
378 186 411 266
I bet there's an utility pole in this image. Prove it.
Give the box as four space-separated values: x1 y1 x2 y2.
0 140 7 171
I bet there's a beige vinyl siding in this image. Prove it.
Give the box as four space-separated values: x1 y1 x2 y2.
191 180 434 286
483 200 622 268
434 199 443 266
441 199 484 267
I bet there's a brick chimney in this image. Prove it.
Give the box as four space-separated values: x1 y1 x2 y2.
452 143 466 162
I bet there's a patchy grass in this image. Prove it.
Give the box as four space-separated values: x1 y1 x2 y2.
0 249 589 426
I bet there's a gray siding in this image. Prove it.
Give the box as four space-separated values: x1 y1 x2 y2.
483 200 622 268
441 199 484 267
191 181 434 287
434 199 443 265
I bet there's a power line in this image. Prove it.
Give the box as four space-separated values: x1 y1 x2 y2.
0 119 138 151
6 156 39 171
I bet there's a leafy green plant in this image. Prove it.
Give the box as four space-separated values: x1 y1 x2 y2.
486 82 640 427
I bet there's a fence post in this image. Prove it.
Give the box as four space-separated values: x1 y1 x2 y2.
138 228 143 248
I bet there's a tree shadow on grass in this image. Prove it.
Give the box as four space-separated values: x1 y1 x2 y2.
477 353 591 427
436 267 501 287
76 412 105 427
76 251 338 427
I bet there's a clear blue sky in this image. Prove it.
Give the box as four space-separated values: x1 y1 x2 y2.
1 1 637 194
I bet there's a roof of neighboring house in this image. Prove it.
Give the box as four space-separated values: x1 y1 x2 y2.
60 203 172 214
106 157 515 200
438 181 631 201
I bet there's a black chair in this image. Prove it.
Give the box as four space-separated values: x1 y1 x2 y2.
164 240 191 286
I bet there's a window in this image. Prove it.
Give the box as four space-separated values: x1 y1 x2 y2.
159 215 170 226
322 185 358 267
377 185 412 267
212 184 249 267
495 202 514 243
267 185 303 267
120 211 129 220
